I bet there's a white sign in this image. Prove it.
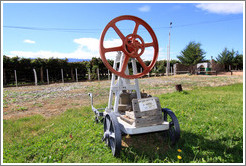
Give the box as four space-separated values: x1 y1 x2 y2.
138 98 157 112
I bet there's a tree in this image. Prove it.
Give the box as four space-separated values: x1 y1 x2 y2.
232 54 243 70
177 41 206 66
216 48 234 71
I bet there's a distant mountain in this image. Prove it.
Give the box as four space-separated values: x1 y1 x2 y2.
66 58 90 62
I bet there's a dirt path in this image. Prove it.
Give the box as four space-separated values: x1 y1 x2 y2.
3 74 243 120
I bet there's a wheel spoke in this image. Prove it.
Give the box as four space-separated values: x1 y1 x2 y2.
105 46 123 53
133 22 140 35
136 57 148 70
109 133 115 139
112 24 125 40
109 121 114 132
120 56 130 73
144 42 154 48
109 137 115 151
106 117 111 130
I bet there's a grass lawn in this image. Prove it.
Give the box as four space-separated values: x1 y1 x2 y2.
3 83 243 163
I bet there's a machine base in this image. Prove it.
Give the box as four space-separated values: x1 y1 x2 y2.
117 117 169 135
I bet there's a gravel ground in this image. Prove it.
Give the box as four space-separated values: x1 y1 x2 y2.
3 74 243 120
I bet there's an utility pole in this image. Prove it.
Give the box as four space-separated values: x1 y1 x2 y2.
166 22 172 76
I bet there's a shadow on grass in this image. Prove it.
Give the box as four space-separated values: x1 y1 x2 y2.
119 131 243 163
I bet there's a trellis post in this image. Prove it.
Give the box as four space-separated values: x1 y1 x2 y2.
14 70 18 87
97 68 100 81
46 69 49 85
75 68 78 82
33 69 37 86
61 69 64 83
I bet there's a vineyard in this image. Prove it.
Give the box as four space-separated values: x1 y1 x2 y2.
3 55 179 86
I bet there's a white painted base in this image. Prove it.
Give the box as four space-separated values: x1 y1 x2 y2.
117 117 169 135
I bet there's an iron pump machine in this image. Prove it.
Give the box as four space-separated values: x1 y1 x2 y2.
89 15 180 156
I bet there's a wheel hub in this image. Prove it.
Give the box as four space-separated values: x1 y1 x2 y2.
123 34 145 58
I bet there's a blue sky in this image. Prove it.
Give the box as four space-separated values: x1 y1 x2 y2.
2 2 244 61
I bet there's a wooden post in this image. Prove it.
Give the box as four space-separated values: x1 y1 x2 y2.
3 68 6 85
61 69 64 83
173 64 176 75
75 68 78 82
40 66 44 83
108 69 110 80
46 69 49 85
154 67 157 77
175 84 183 92
97 68 100 81
33 68 37 86
14 70 18 87
71 68 75 81
148 72 150 77
88 68 91 81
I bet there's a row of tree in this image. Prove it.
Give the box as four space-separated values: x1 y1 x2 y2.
3 41 243 85
177 41 243 71
3 55 179 85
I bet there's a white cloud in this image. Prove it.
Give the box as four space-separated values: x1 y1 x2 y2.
73 38 99 52
196 3 243 14
138 5 151 12
23 39 36 44
9 37 158 60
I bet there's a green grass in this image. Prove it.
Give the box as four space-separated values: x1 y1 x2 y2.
3 83 243 163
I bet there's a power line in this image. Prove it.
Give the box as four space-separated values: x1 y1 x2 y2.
3 16 242 33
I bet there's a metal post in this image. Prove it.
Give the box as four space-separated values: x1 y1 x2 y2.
97 68 100 81
14 70 18 87
75 68 78 82
167 21 172 76
166 45 169 76
140 68 142 78
46 69 49 85
108 69 110 80
61 69 64 83
33 69 37 86
107 53 119 112
132 59 141 99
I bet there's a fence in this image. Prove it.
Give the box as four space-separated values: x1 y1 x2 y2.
4 67 176 87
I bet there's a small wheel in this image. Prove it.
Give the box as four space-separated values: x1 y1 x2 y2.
163 108 180 145
103 113 122 157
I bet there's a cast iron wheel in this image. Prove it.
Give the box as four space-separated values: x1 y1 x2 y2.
103 113 122 157
162 108 180 145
